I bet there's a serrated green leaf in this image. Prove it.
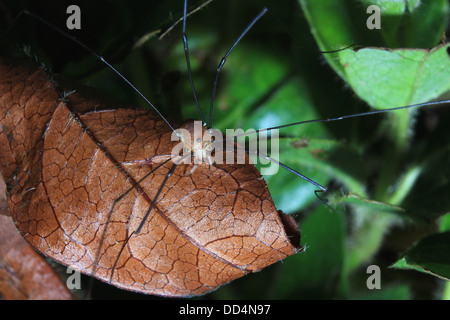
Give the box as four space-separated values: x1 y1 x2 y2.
331 192 405 216
299 0 450 109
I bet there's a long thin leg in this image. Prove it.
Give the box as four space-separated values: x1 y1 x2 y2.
22 10 177 134
109 155 188 282
110 161 179 282
211 137 327 191
114 159 172 204
238 145 328 192
135 163 178 234
209 7 269 129
94 159 172 281
220 100 450 141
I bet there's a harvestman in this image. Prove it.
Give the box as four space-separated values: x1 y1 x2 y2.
5 0 450 295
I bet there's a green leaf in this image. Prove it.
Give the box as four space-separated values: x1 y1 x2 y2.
331 193 405 216
338 44 450 109
440 214 450 232
299 0 450 109
393 231 450 281
273 205 346 299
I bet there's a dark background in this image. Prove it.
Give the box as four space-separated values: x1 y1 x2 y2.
1 0 450 300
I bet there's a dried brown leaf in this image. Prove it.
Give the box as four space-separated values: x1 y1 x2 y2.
0 180 72 300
